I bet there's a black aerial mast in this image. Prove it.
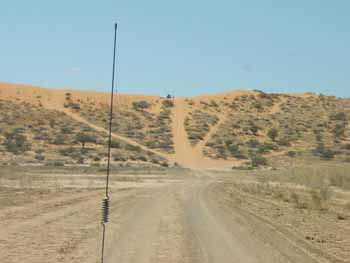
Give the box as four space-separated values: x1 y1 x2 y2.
100 22 118 263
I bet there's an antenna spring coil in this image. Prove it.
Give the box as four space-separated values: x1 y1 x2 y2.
102 198 110 224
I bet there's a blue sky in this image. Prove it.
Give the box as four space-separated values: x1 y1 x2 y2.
1 0 349 97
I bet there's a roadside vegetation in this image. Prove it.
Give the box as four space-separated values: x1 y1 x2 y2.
219 163 350 262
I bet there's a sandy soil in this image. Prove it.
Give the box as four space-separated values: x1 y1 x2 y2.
1 171 347 263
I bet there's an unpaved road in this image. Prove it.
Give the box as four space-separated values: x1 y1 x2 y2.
103 177 326 263
0 173 340 263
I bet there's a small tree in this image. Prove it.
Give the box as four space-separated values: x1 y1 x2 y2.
4 129 31 154
267 128 279 142
75 132 96 149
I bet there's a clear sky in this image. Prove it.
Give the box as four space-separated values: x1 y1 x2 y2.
1 0 349 97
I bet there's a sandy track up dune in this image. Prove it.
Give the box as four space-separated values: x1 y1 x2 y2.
171 98 240 169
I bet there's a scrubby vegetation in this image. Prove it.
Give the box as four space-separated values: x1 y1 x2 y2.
184 109 219 145
76 96 175 154
2 87 350 169
240 164 350 212
0 99 167 167
203 93 350 166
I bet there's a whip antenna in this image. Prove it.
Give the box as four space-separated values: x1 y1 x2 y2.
100 22 118 263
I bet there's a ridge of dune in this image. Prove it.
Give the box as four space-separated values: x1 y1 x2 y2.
0 81 328 169
0 82 316 103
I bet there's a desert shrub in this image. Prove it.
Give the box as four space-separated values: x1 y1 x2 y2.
35 148 44 154
129 155 137 161
93 156 101 161
35 154 45 161
132 100 151 111
160 161 169 167
249 123 260 135
267 128 279 142
315 132 323 142
109 140 122 149
52 134 66 145
313 142 326 156
71 103 81 110
210 100 219 107
61 125 73 134
331 112 347 121
247 139 260 148
278 137 291 146
250 154 267 167
311 185 332 211
227 144 239 155
150 157 160 164
47 160 65 167
286 151 297 158
257 142 276 154
75 132 97 149
162 99 174 108
124 144 141 152
227 144 246 159
59 146 79 158
113 153 127 162
333 123 346 138
215 145 228 159
64 95 81 110
136 155 147 162
252 101 264 112
343 144 350 151
188 100 195 106
3 129 31 154
320 149 335 160
291 192 308 209
188 133 203 141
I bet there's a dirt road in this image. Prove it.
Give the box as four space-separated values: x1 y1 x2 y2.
0 172 337 263
103 176 325 263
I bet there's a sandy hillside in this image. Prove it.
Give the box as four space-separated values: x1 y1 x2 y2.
0 82 248 169
1 81 349 169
